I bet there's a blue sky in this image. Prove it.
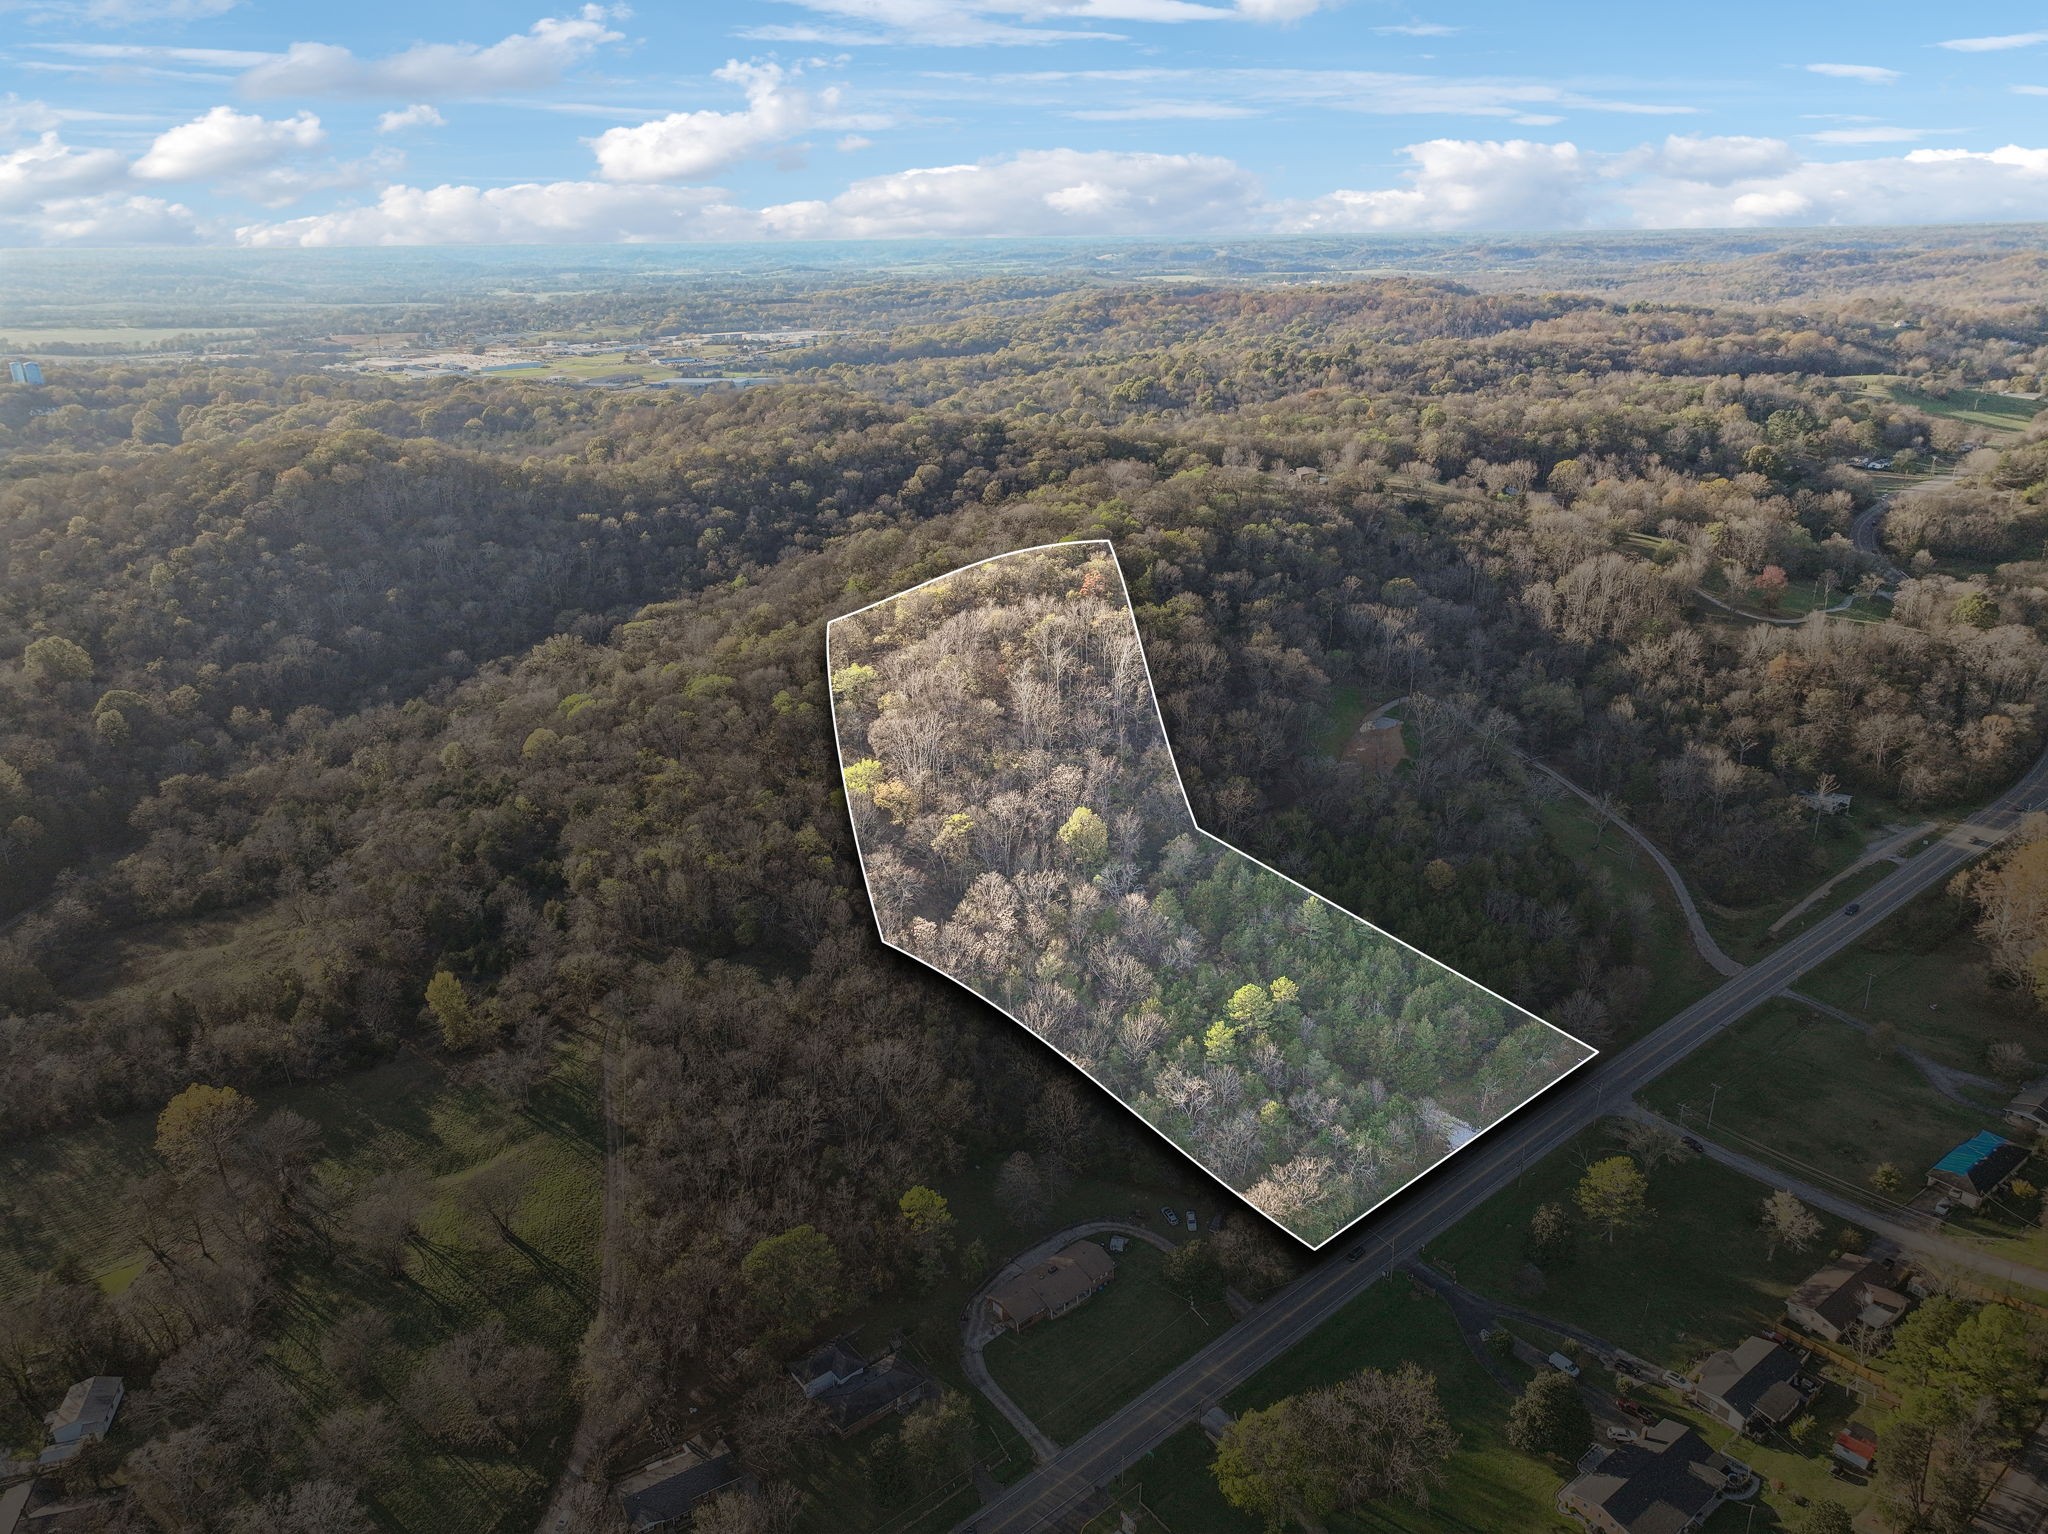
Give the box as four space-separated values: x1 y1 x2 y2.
1 0 2044 244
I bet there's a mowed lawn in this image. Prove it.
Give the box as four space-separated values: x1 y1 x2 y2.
1798 884 2036 1081
983 1239 1233 1445
0 1042 603 1534
1424 1121 1870 1370
1642 998 2000 1198
1105 1276 1562 1534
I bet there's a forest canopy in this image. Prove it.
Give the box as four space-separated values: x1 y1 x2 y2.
828 542 1593 1245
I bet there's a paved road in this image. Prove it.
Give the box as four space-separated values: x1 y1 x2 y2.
1852 468 1960 584
954 746 2048 1533
1507 745 1743 977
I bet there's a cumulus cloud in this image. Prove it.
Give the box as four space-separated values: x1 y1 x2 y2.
757 147 1263 237
0 131 128 212
1804 63 1901 83
132 106 325 182
591 62 824 182
235 181 752 246
1290 138 1591 231
11 191 207 245
1620 144 2048 228
377 104 446 133
1291 133 2048 232
1938 29 2048 52
240 7 621 98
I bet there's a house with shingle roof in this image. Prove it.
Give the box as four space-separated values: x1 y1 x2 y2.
1558 1418 1754 1534
1690 1337 1812 1435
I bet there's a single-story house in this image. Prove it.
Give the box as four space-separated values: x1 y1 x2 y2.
810 1357 937 1438
787 1339 867 1399
1558 1418 1752 1534
2004 1084 2048 1134
615 1440 746 1531
1833 1424 1878 1475
987 1241 1116 1332
1796 791 1853 816
37 1377 122 1465
1690 1338 1813 1435
1785 1259 1912 1345
1927 1131 2029 1210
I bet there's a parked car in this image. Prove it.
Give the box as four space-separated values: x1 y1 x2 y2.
1605 1426 1638 1443
1186 1209 1198 1230
1547 1352 1581 1379
1163 1207 1179 1226
1616 1399 1650 1421
1681 1136 1704 1154
1209 1211 1226 1232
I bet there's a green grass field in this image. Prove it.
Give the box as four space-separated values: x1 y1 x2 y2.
983 1240 1233 1446
1797 884 2035 1079
1424 1121 1873 1370
0 1043 603 1534
1880 382 2045 434
1642 998 1998 1200
1102 1276 1566 1534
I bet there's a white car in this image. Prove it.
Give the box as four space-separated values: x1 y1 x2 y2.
1605 1426 1638 1443
1186 1209 1199 1231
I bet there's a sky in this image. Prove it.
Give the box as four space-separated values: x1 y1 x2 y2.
0 0 2044 245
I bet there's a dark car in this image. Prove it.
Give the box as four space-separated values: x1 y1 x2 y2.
1345 1244 1367 1262
1843 903 1862 916
1681 1135 1704 1154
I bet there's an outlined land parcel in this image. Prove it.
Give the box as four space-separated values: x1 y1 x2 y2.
825 540 1594 1247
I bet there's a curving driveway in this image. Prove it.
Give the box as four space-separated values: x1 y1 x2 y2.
960 1219 1178 1463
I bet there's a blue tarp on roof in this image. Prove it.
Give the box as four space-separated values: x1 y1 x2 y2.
1934 1130 2009 1177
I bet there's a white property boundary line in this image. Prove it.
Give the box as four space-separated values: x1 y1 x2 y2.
823 537 1598 1251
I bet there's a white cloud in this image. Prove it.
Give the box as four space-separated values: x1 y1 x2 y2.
590 61 823 182
2017 85 2048 96
132 106 325 182
1373 21 1460 36
1804 62 1901 84
1066 101 1261 119
17 192 207 244
26 43 275 67
747 0 1331 46
836 133 875 150
236 181 752 245
1938 29 2048 52
758 147 1263 236
1623 132 1799 184
239 7 621 98
377 104 447 133
1808 125 1934 144
1290 138 1591 230
1290 133 2048 232
1621 144 2048 227
941 66 1697 120
0 132 128 212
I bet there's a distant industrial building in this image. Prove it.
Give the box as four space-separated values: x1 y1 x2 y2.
7 361 43 386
